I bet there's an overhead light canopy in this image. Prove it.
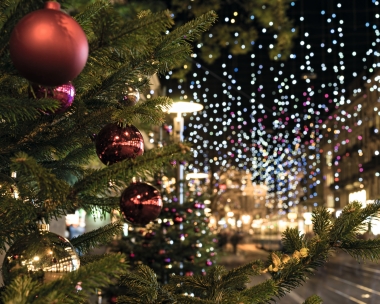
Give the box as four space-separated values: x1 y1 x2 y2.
167 101 203 114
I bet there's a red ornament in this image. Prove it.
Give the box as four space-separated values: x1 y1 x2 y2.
95 123 144 165
173 216 183 224
9 1 88 86
31 82 75 114
120 182 163 226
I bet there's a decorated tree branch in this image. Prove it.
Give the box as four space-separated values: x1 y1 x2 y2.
115 202 380 303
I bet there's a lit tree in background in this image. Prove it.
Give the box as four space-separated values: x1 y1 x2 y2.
110 184 217 286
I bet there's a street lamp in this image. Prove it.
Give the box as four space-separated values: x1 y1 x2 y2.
167 101 204 204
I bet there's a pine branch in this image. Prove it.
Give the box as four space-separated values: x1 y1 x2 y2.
219 260 264 290
73 0 111 44
302 295 323 304
0 275 38 304
0 195 39 253
112 96 173 125
155 10 218 74
90 10 174 53
118 265 160 303
10 152 71 212
71 142 190 196
281 227 305 253
31 253 127 303
312 207 332 237
339 238 380 262
0 97 60 123
240 280 278 304
79 253 116 266
77 196 120 214
71 221 124 255
330 201 380 244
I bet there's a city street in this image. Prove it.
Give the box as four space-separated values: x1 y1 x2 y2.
220 244 380 304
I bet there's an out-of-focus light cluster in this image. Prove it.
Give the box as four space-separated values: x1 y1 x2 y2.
163 0 380 211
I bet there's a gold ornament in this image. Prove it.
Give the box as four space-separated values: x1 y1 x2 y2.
299 248 309 258
292 250 301 262
2 225 80 285
271 252 281 268
281 254 291 264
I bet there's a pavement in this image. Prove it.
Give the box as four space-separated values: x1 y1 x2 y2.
218 243 269 269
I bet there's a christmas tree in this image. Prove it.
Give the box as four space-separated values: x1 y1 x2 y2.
110 181 217 286
0 0 216 302
1 1 380 304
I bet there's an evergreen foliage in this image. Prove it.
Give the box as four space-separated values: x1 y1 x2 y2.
0 0 216 302
1 0 380 303
111 202 380 303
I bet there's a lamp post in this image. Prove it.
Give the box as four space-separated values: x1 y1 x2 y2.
167 101 203 204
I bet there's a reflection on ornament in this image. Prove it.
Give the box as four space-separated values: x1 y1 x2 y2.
2 229 80 285
31 82 75 114
120 87 140 106
120 182 163 226
95 123 144 165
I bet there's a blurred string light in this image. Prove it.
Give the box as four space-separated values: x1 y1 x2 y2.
163 0 380 212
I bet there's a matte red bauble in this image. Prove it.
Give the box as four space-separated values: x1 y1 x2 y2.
120 182 163 226
31 82 75 114
9 1 88 86
95 123 144 165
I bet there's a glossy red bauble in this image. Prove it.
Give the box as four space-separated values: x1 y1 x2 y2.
95 123 144 165
9 2 88 86
120 182 163 226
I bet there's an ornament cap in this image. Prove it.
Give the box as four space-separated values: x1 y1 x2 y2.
44 1 61 10
37 222 50 232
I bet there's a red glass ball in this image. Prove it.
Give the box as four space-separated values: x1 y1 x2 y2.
173 216 183 224
31 82 75 114
120 182 163 226
95 123 144 165
9 2 88 86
